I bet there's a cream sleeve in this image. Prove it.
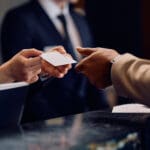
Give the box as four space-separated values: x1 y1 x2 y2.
111 53 150 106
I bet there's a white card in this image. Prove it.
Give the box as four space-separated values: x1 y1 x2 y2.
41 51 77 66
112 103 150 113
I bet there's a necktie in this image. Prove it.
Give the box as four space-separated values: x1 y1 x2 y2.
57 14 77 60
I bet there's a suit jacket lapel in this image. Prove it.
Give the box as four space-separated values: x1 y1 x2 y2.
31 1 63 43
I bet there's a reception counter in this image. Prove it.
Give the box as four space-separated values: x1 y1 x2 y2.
0 111 150 150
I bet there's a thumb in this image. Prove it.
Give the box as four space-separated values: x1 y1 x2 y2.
52 46 66 54
76 47 96 56
21 49 42 58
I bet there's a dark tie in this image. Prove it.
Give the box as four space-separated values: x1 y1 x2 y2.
57 14 77 60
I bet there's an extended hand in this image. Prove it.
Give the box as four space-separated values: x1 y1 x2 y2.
41 46 72 78
0 49 42 83
75 47 119 89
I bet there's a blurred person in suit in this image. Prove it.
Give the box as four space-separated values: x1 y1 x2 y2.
1 0 106 122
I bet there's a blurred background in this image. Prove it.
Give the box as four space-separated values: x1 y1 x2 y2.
0 0 150 107
0 0 150 64
0 0 28 62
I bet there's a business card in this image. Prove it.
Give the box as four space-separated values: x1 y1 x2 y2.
41 51 77 66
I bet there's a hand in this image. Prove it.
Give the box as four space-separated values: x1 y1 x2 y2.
41 46 72 78
75 47 119 89
0 49 42 83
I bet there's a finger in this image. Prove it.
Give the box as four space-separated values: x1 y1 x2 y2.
27 57 42 67
52 46 66 54
42 60 66 78
28 75 39 84
21 49 42 58
57 64 71 73
65 64 72 70
76 47 97 56
42 61 60 76
57 67 68 75
68 64 72 69
65 53 73 59
75 62 85 73
29 66 42 75
56 73 65 78
50 68 64 78
42 60 54 71
75 56 90 73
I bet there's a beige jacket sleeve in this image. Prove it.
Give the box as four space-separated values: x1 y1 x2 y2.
111 53 150 106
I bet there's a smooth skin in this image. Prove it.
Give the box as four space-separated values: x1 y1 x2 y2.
76 47 119 89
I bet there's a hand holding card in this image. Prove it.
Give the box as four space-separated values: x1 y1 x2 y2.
40 50 73 78
41 51 77 66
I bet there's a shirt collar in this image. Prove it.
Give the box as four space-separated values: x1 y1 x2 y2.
38 0 69 19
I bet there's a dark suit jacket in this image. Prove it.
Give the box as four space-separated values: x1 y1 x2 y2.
1 0 107 122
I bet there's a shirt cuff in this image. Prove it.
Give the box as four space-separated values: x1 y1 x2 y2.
110 55 122 64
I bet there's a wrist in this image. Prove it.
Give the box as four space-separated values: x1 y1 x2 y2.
110 54 122 64
0 62 15 83
107 52 121 87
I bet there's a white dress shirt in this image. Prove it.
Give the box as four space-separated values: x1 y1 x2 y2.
38 0 82 59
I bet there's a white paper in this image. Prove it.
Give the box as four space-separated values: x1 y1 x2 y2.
112 103 150 113
41 51 77 66
0 82 29 91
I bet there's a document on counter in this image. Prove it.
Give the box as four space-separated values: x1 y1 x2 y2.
41 51 77 66
112 103 150 113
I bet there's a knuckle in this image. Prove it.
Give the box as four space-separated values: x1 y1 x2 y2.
59 74 64 78
21 49 28 54
36 69 42 75
33 75 39 81
57 46 64 49
21 49 26 52
54 71 60 77
64 68 68 74
22 61 28 67
18 58 28 67
31 48 37 52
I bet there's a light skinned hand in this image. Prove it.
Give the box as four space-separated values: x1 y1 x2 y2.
75 47 119 89
0 49 42 84
41 46 72 78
